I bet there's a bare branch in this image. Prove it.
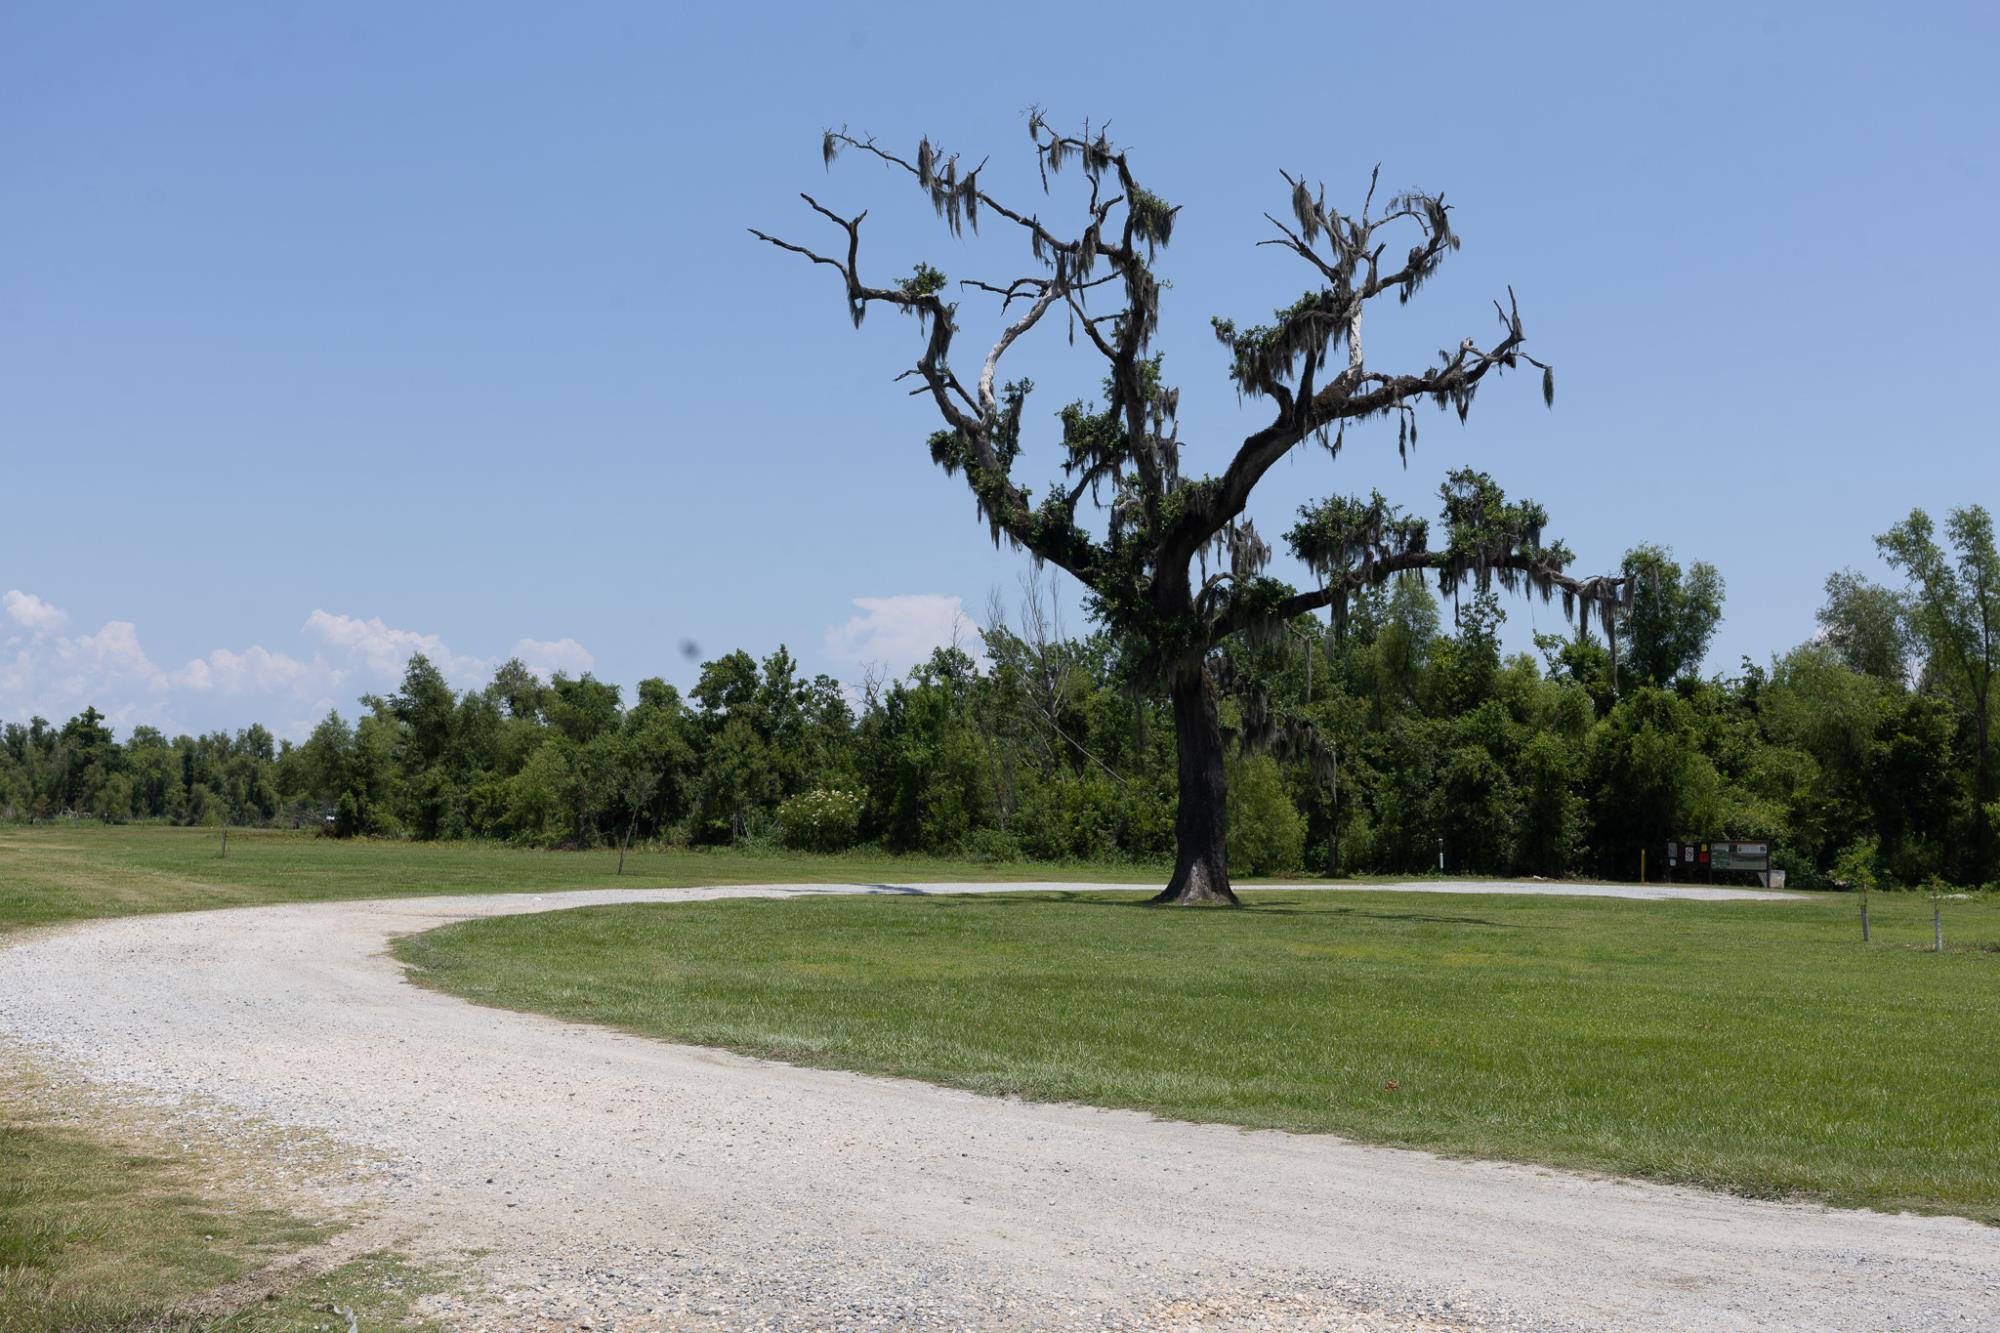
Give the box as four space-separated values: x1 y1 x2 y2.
980 282 1061 417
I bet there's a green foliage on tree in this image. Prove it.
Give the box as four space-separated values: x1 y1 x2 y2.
1615 544 1724 690
1818 570 1910 682
1877 505 2000 880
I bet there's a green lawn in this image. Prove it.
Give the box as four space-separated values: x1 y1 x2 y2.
0 821 1168 933
395 887 2000 1224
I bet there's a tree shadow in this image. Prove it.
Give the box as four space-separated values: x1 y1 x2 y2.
937 890 1512 928
1309 904 1512 927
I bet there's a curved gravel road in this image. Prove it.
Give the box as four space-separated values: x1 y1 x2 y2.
2 881 1993 1331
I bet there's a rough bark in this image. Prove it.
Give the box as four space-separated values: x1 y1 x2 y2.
1152 663 1236 905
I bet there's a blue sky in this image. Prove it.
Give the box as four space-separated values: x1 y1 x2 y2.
3 2 1995 738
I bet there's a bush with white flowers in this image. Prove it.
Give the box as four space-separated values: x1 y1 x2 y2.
775 787 866 852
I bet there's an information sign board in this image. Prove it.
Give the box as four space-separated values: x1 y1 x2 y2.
1711 840 1770 872
1667 839 1772 877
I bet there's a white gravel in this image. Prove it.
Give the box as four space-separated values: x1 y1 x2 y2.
1 881 1993 1331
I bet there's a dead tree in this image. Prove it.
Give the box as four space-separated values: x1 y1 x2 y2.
755 113 1622 903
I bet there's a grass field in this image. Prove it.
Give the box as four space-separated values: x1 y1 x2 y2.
395 887 2000 1224
0 821 1170 933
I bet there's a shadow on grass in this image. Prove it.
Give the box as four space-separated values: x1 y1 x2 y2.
915 889 1514 929
1311 905 1512 928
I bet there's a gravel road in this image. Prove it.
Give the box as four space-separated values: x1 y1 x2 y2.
2 881 1992 1331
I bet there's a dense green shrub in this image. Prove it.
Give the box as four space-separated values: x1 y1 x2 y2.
960 827 1024 863
1228 754 1305 876
1015 775 1123 861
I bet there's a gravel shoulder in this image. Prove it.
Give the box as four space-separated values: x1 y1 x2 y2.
1 881 1990 1331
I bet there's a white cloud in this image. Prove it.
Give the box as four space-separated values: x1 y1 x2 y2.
61 621 164 689
174 645 325 695
6 618 176 732
825 594 981 679
0 648 32 694
0 598 596 739
513 636 594 679
4 589 68 632
302 610 488 684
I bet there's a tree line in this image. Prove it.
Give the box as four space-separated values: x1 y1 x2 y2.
4 505 1994 890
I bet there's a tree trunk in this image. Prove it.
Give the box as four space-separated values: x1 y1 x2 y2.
1151 663 1236 905
1973 694 1994 877
1325 751 1341 879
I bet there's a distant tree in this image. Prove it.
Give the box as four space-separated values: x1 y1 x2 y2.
1869 692 1956 882
1536 628 1615 718
623 677 698 837
1441 740 1517 873
349 712 403 835
382 655 457 770
695 717 779 843
1515 730 1582 876
333 788 367 838
505 739 573 846
1614 544 1724 690
543 674 622 747
124 725 180 818
613 750 659 872
451 690 505 779
58 706 116 811
860 647 989 852
1757 644 1886 874
1430 591 1506 716
187 782 227 827
687 648 824 840
1818 570 1910 682
691 651 760 724
298 711 355 807
758 116 1619 901
1878 505 2000 877
1587 687 1724 879
93 772 134 822
485 657 546 722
